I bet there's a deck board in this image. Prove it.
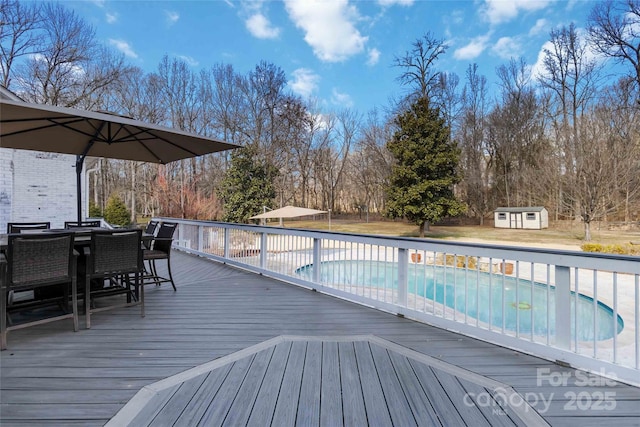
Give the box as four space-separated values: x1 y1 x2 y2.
296 341 321 426
338 341 368 426
173 365 233 426
320 341 343 426
1 250 639 425
369 343 417 426
386 349 440 425
202 356 255 427
270 341 304 426
247 341 290 426
353 340 393 425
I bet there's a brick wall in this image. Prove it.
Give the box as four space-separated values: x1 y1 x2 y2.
0 149 12 232
0 148 85 231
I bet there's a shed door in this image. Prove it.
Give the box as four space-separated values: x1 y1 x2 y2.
510 213 523 229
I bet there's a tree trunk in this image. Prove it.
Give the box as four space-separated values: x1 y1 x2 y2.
584 220 592 241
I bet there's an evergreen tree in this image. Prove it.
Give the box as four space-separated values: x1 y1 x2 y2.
385 97 466 237
103 194 131 227
88 200 103 218
218 146 278 223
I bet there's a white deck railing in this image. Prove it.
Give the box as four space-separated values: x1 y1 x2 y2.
156 217 640 387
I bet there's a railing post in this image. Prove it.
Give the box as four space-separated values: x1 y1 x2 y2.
198 225 204 253
313 238 322 284
178 222 185 248
555 265 571 350
223 228 230 259
260 232 267 269
397 248 408 308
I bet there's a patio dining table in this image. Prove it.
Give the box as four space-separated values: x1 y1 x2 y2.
0 227 153 315
0 228 153 300
0 228 153 250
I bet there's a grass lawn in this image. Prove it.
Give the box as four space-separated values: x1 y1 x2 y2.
269 218 640 250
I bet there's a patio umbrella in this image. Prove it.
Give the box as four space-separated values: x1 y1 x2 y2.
0 98 239 222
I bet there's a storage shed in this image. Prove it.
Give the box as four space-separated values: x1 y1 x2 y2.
494 207 548 229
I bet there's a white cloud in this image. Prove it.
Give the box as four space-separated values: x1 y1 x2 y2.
482 0 551 25
331 88 353 107
165 10 179 26
530 40 553 79
106 12 117 24
178 55 199 67
450 9 464 25
245 13 281 39
367 48 381 66
289 68 320 98
532 27 604 80
454 35 490 60
109 39 138 59
529 18 549 36
284 0 368 62
377 0 414 6
492 36 521 59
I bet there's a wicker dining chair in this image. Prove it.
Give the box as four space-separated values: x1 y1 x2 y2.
1 232 79 350
84 229 144 329
7 222 51 233
65 221 102 229
142 220 159 250
143 222 177 291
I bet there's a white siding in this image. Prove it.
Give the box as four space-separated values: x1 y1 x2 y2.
494 212 510 228
522 212 540 229
0 148 84 231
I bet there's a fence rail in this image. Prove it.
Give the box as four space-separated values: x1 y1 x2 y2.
155 217 640 386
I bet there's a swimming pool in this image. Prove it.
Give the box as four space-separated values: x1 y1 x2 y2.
296 260 624 342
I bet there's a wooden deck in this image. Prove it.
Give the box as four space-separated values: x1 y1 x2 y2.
1 251 639 426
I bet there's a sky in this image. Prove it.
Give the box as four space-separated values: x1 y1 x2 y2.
65 0 596 114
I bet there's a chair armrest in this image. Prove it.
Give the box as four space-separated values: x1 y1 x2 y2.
150 237 173 242
147 237 174 248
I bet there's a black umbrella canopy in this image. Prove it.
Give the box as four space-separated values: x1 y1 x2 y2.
0 98 240 222
0 98 238 163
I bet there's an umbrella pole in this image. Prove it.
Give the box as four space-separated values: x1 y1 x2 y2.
75 128 101 223
76 155 84 223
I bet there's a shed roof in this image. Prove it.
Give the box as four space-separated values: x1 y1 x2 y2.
495 206 546 213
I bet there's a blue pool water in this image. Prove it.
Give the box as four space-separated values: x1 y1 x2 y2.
296 260 624 342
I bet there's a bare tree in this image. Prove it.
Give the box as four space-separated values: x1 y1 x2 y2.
588 0 640 104
0 0 42 88
432 71 462 143
458 64 490 223
595 78 640 223
313 109 359 212
393 32 448 103
17 2 96 106
538 23 601 221
203 63 244 144
489 58 548 210
352 108 394 214
572 108 633 240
